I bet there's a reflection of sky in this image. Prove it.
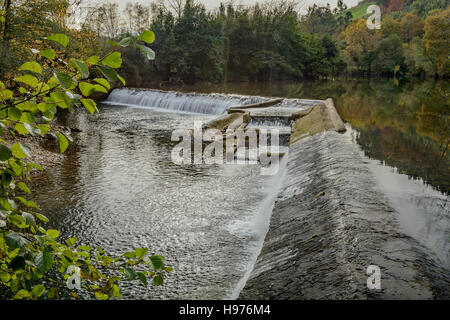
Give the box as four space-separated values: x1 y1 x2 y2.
84 0 361 13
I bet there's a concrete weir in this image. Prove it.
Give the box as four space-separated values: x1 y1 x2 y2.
226 97 450 300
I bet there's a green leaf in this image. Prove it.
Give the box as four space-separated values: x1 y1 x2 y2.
135 248 148 259
0 272 11 283
55 133 69 153
47 288 58 299
70 59 89 79
117 75 126 86
137 44 155 60
32 285 45 298
102 52 122 69
50 91 71 109
38 124 51 135
5 233 28 249
18 87 27 94
16 101 34 111
54 72 75 90
8 107 22 121
94 78 110 89
46 229 60 239
14 75 39 88
77 245 91 252
107 40 120 47
150 255 164 270
20 112 35 124
66 237 77 246
86 56 100 65
79 82 96 97
80 99 97 114
16 197 39 209
19 62 42 75
137 272 147 286
0 89 13 100
47 34 69 47
27 162 44 171
23 123 41 136
153 275 163 286
95 291 108 300
35 252 53 272
123 267 137 280
0 144 12 161
39 49 56 61
97 66 118 83
123 251 136 259
15 123 28 135
14 289 31 300
140 30 155 44
93 85 108 94
118 37 133 47
35 213 49 223
22 212 35 225
17 182 31 194
11 142 32 159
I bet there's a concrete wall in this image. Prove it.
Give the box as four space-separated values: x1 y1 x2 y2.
239 130 450 300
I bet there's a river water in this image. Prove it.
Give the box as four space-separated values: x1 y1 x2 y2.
30 100 288 299
29 79 449 299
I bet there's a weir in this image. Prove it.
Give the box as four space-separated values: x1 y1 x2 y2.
105 88 266 115
104 88 450 300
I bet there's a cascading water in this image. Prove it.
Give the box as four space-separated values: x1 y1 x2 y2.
105 88 265 115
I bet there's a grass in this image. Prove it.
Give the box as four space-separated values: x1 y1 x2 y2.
346 1 377 20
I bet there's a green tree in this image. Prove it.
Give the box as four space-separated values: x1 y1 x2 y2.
398 12 424 43
372 34 406 75
423 7 450 77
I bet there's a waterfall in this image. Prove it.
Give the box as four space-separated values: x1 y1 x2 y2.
104 88 266 115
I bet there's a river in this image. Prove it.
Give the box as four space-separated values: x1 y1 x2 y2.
29 78 449 299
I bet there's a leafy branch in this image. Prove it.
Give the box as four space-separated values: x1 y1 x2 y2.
0 30 166 300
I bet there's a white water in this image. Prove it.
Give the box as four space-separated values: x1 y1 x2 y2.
105 88 265 115
229 151 289 299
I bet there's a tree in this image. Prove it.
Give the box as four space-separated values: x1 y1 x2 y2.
423 7 450 77
372 34 405 75
398 12 424 42
381 15 399 38
300 3 337 35
0 30 170 300
124 2 151 34
403 37 433 76
84 2 121 39
340 19 380 75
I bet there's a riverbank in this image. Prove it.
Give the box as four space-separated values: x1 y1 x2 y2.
3 125 80 174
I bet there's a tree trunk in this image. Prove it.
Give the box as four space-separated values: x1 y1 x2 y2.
2 0 11 43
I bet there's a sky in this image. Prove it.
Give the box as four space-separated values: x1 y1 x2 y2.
84 0 361 14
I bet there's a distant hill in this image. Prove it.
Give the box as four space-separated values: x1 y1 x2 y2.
345 0 450 18
345 1 377 19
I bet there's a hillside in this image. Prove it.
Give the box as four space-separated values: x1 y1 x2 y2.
346 1 376 19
